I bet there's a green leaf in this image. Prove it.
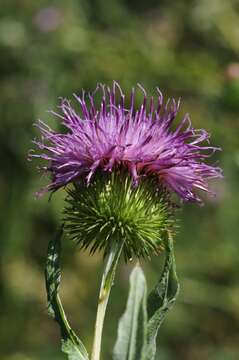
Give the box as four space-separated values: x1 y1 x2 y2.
144 233 180 360
45 226 89 360
61 338 88 360
113 265 147 360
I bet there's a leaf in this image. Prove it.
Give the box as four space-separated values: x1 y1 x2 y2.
45 226 89 360
61 338 88 360
144 233 180 360
45 227 62 319
113 265 147 360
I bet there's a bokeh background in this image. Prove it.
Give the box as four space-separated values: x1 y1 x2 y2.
1 0 239 359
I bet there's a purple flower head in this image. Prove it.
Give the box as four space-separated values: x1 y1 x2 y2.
30 82 222 203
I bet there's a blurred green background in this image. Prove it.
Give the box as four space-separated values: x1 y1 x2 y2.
0 0 239 359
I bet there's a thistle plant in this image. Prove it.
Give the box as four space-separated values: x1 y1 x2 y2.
30 82 222 360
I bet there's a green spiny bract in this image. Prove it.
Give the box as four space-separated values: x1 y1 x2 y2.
63 169 174 261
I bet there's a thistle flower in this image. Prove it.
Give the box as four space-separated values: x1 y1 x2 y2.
30 82 222 202
30 83 222 259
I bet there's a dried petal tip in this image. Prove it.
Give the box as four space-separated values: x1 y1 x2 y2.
63 170 173 260
30 82 222 203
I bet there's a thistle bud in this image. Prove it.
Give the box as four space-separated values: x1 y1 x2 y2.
64 169 173 260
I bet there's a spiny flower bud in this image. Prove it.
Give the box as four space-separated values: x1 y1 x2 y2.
63 169 173 260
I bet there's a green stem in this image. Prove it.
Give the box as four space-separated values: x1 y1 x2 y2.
91 241 124 360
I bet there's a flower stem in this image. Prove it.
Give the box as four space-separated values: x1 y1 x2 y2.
91 241 124 360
